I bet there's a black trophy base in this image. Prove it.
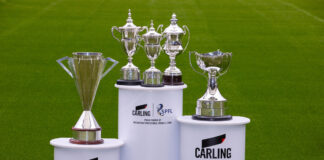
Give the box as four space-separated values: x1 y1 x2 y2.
163 75 184 85
141 83 164 87
192 114 232 121
117 79 142 85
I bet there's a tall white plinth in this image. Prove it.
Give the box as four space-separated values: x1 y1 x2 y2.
50 138 123 160
178 116 250 160
115 84 187 160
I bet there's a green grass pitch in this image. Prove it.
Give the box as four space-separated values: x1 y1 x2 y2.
0 0 323 159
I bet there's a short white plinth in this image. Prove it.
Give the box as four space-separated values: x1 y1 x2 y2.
50 138 124 160
178 116 250 160
115 84 187 160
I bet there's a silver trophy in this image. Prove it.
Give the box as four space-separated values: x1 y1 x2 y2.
189 50 232 121
111 9 147 85
162 13 189 85
57 52 118 144
141 20 164 87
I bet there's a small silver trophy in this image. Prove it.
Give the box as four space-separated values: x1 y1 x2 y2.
162 13 189 85
111 9 147 85
141 20 164 87
189 50 232 121
57 52 118 144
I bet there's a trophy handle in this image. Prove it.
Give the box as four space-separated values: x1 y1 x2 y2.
140 26 149 33
189 51 207 79
182 25 190 52
57 56 73 78
111 26 121 42
157 24 163 33
101 57 119 79
136 35 144 48
137 26 148 48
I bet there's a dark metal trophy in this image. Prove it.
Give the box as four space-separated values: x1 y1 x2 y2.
111 9 147 85
189 50 232 120
57 52 118 144
162 13 189 85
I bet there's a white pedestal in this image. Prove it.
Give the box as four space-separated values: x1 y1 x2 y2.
178 116 250 160
115 84 187 160
50 138 123 160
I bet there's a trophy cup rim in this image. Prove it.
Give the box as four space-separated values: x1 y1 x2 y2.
72 52 103 56
195 50 232 58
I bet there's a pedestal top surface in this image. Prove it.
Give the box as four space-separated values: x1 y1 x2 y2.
115 84 187 91
177 116 250 126
50 138 124 149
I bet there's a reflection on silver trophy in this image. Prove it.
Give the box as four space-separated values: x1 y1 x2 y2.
111 9 148 85
162 13 190 85
141 20 164 87
189 50 232 121
57 52 118 144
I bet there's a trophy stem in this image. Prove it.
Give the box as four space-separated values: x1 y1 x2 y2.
169 55 176 68
128 56 133 63
207 70 218 96
151 59 155 68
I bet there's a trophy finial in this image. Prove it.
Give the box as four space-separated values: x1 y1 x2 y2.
127 9 133 23
171 13 178 24
149 20 155 31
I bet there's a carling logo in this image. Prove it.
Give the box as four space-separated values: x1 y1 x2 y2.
202 134 226 148
132 104 151 116
195 134 232 159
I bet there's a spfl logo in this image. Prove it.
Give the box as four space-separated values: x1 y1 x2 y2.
132 104 151 116
157 104 172 116
195 134 232 159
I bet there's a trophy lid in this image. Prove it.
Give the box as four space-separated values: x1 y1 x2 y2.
120 9 140 30
143 20 162 38
163 13 184 35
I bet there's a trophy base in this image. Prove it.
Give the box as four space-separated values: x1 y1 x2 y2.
71 127 103 144
192 114 232 121
163 75 184 85
69 138 104 145
141 83 164 87
117 79 142 85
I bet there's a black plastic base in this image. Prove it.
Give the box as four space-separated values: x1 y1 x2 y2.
192 114 232 121
141 83 164 87
116 79 142 85
163 75 184 85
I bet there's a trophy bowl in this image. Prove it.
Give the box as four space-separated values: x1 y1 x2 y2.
190 49 232 121
195 50 232 77
145 44 161 60
121 38 137 57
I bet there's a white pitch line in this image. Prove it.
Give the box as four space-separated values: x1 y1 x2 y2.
276 0 324 23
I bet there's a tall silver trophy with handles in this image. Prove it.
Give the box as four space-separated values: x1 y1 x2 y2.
57 52 118 144
189 50 232 120
141 20 164 87
111 9 147 85
162 13 189 85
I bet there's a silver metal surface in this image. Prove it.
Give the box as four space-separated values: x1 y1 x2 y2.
111 9 147 81
57 52 118 143
189 50 232 117
141 21 163 86
162 13 190 76
142 20 163 45
143 44 163 85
